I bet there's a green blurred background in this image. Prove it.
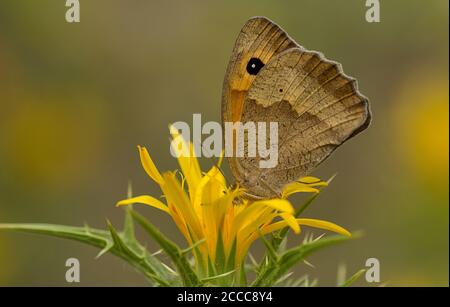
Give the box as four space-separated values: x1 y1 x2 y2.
0 0 448 286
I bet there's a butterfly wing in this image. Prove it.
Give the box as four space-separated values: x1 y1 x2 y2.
236 47 371 198
222 17 371 198
221 17 300 189
222 16 300 124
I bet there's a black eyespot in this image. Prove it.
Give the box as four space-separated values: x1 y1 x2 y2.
246 57 264 75
279 89 283 93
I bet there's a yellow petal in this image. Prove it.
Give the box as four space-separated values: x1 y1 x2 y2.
258 220 287 235
161 172 204 240
279 212 300 234
232 203 265 232
203 168 227 203
116 195 170 214
231 199 293 242
169 125 202 198
282 182 320 198
168 203 191 244
297 176 326 184
137 146 164 185
238 210 276 248
194 166 225 258
252 199 294 214
296 218 351 237
259 218 351 237
195 166 225 207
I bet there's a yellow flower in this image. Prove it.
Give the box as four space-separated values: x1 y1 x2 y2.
117 127 350 273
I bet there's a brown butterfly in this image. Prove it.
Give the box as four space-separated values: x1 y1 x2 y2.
221 16 371 199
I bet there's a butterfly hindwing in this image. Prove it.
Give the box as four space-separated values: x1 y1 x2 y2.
234 47 370 197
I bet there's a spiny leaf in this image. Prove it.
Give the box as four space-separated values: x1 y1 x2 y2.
130 210 201 286
0 222 179 286
0 223 110 248
225 238 237 272
185 225 206 277
107 219 180 286
123 206 137 243
255 194 320 280
108 220 136 255
340 269 366 287
253 234 353 286
258 230 278 264
201 270 235 283
207 256 217 278
239 262 247 287
274 234 353 282
214 229 226 274
224 238 237 286
274 272 293 286
181 238 205 255
123 182 136 243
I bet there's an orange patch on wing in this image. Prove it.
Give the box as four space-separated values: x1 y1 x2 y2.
230 89 246 123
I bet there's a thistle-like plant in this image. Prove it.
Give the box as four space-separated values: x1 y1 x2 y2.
0 127 364 286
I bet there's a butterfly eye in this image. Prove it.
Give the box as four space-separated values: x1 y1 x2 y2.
246 58 264 75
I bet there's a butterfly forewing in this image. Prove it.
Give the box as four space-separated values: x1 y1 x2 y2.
222 17 299 124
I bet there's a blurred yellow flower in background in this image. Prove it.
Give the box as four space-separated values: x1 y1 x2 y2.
117 126 350 274
0 93 106 189
392 70 449 192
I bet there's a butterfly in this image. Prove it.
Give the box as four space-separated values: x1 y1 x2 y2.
221 16 371 199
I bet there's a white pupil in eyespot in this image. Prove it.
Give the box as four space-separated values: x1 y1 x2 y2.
251 64 256 68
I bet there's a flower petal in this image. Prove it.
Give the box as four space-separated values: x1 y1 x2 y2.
252 199 294 214
116 195 170 214
169 125 202 198
161 171 204 240
296 218 351 237
137 146 164 185
282 182 320 198
279 212 300 234
259 218 351 237
297 176 326 185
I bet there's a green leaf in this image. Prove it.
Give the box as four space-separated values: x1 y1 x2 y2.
225 238 237 272
276 234 352 281
340 269 366 287
130 210 201 286
181 238 205 255
201 270 235 283
251 261 275 287
0 223 109 248
108 220 136 255
253 234 353 286
255 194 320 282
258 230 278 264
123 206 137 243
184 225 206 277
123 182 136 243
214 229 226 274
106 220 179 286
239 262 247 286
0 222 179 286
207 256 217 278
122 206 183 286
223 238 238 286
